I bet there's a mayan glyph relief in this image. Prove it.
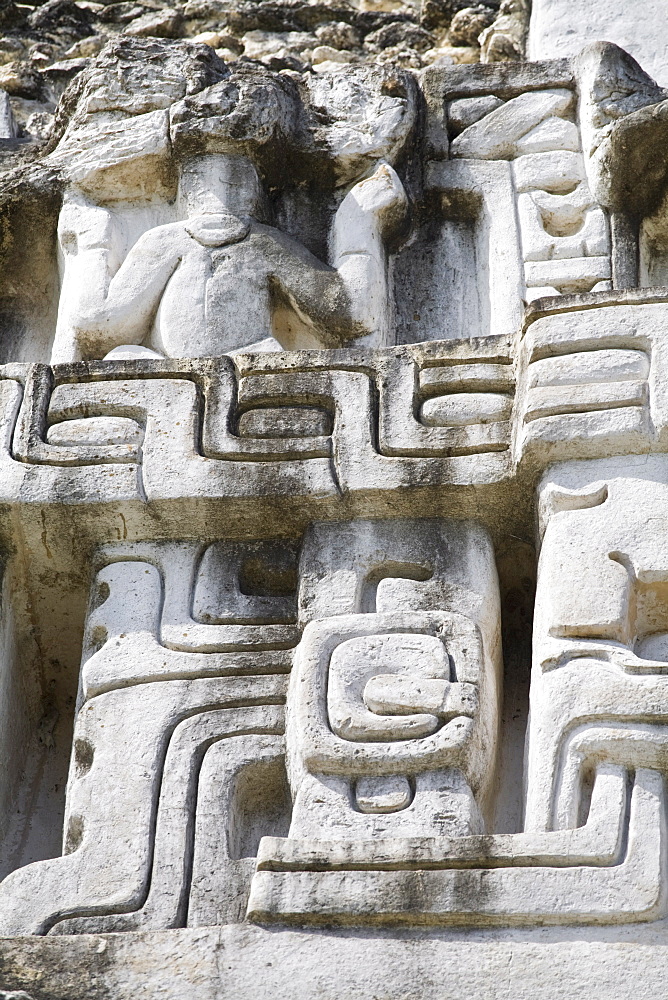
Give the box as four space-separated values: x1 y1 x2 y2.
2 0 668 996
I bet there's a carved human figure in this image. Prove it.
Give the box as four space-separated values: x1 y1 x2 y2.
51 153 407 363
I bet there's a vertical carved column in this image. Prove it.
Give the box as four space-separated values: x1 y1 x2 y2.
526 456 668 833
0 541 298 935
286 518 502 842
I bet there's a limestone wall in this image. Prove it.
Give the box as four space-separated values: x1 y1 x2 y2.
0 1 666 997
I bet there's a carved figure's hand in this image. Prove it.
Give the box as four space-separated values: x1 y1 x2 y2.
328 160 408 346
346 162 408 234
184 213 250 248
58 197 114 256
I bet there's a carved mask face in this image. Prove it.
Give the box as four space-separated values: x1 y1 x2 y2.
177 153 263 219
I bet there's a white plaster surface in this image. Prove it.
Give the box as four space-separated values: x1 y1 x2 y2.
529 0 668 87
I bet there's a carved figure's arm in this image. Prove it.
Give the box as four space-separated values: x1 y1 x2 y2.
52 198 193 363
265 162 408 349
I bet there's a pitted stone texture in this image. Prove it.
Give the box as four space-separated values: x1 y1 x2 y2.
574 42 668 214
299 64 417 183
479 0 529 63
59 37 229 121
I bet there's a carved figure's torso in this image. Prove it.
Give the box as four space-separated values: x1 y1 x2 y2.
152 228 273 357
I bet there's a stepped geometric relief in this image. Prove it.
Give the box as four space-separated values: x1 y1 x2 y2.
0 344 516 504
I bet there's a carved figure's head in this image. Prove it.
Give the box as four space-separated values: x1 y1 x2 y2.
169 68 298 197
177 153 264 218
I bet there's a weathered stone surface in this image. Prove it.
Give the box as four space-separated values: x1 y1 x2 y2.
450 88 573 158
365 20 434 51
575 43 668 215
29 0 94 40
449 4 496 46
314 20 359 48
479 0 529 62
446 93 503 135
0 2 667 995
2 927 668 1000
123 6 184 37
